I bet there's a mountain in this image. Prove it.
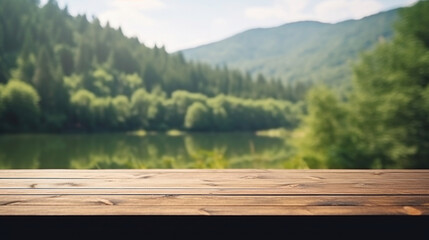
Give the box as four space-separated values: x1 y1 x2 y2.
181 9 398 86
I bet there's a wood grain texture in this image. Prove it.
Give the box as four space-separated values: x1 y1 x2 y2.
0 169 428 215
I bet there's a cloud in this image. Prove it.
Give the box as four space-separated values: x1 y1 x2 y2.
100 9 155 28
99 0 166 28
314 0 382 23
245 7 286 20
244 0 384 23
406 0 419 5
109 0 165 11
212 17 228 28
244 0 310 22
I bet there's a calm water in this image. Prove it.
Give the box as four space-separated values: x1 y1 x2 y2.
0 133 296 169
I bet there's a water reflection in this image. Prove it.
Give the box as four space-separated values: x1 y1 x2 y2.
0 133 292 169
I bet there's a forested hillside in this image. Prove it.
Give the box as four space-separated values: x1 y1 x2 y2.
0 0 304 132
182 9 397 86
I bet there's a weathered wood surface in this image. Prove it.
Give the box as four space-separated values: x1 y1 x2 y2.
1 169 428 215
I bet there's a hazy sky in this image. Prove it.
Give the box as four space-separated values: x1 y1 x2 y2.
43 0 418 52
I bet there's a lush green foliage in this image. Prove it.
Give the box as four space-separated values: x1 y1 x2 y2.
182 10 397 87
0 0 302 132
294 1 429 169
68 88 302 131
0 80 40 131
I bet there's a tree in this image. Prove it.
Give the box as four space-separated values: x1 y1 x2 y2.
0 84 5 121
171 90 207 128
395 0 429 49
91 97 112 129
10 54 36 84
208 96 229 131
74 38 92 73
70 89 96 129
131 88 151 128
55 45 74 75
90 68 114 96
293 86 361 168
185 102 211 130
112 44 139 74
295 1 429 168
349 1 429 168
143 63 162 92
32 46 69 129
117 73 143 97
112 95 131 129
32 47 56 111
0 80 40 131
63 74 83 94
32 46 69 118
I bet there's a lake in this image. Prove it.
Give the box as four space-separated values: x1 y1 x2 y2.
1 133 414 169
0 133 298 169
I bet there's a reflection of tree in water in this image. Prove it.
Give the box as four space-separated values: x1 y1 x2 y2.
0 133 297 169
184 133 291 168
68 134 188 169
0 135 46 169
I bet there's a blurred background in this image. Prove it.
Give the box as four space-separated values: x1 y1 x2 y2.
0 0 428 169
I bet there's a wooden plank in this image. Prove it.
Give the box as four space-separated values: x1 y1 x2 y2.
1 178 428 189
2 176 429 186
1 169 429 179
1 195 429 206
1 188 428 195
1 184 427 195
1 205 428 216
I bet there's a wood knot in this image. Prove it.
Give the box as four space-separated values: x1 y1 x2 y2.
403 206 422 216
139 175 153 179
198 208 212 216
309 176 325 180
240 175 257 179
279 183 300 188
57 182 81 187
95 199 115 206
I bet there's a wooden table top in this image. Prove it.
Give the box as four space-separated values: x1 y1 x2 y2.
1 169 428 215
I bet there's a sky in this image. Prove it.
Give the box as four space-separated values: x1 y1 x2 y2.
42 0 419 52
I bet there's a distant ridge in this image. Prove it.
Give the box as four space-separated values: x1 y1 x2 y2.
181 9 399 86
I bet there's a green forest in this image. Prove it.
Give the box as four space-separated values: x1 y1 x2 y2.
1 0 429 169
0 0 306 132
